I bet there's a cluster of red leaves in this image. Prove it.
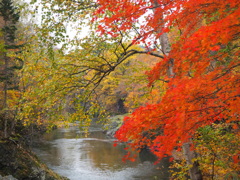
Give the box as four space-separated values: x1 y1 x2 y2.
95 0 148 37
96 0 240 161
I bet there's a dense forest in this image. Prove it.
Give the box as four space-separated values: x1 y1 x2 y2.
0 0 239 179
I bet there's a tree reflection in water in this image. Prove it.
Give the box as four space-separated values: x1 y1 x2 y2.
32 126 170 180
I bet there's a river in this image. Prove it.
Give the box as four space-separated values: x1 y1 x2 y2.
32 124 170 180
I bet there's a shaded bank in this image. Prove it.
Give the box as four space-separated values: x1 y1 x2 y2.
0 137 68 180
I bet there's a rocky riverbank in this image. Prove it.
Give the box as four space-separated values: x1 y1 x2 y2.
0 137 68 180
104 114 127 137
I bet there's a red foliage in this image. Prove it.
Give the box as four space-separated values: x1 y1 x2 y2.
95 0 240 161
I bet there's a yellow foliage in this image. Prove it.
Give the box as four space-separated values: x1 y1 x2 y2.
169 123 239 179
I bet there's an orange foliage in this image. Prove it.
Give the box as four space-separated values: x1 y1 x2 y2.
95 0 240 162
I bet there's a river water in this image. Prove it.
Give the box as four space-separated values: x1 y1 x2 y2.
32 124 170 180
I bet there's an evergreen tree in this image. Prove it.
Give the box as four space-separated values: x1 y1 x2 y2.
0 0 22 137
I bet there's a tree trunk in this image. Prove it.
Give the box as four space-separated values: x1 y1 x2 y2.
152 0 173 78
182 142 203 180
152 1 202 179
3 51 8 138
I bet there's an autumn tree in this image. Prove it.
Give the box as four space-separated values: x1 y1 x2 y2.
0 0 22 138
20 0 165 129
25 0 239 178
93 0 240 179
92 46 164 115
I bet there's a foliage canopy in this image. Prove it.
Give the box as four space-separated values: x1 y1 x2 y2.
8 0 240 178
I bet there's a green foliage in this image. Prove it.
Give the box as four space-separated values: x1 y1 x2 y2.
170 123 240 179
15 0 167 133
17 35 112 129
0 0 24 137
0 0 19 43
194 123 239 179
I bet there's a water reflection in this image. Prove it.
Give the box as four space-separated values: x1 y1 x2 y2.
33 125 170 180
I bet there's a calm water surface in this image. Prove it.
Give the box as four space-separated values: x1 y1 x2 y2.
32 125 170 180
